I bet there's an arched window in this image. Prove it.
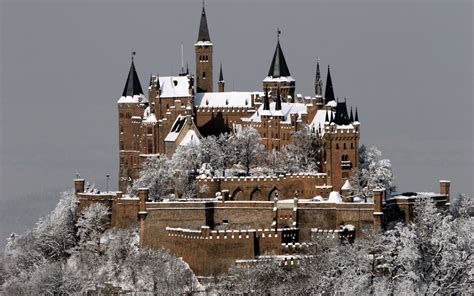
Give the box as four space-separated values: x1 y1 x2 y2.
344 143 347 149
202 72 206 78
336 143 339 149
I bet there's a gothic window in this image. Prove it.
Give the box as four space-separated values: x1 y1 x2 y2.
344 143 347 149
336 143 339 149
202 72 206 78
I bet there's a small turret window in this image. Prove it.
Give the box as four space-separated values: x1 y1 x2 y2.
202 72 206 78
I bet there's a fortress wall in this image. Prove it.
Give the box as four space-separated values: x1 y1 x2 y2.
197 173 328 200
213 205 274 230
111 198 139 228
296 202 374 240
162 228 256 276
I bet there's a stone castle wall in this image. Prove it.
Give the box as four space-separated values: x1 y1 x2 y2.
197 173 330 200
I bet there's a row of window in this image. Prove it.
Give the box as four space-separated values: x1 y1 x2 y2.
199 55 209 62
119 112 133 119
336 143 354 150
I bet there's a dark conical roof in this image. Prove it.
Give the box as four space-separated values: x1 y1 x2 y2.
197 4 211 42
122 59 144 97
350 107 354 122
324 65 335 104
355 107 359 122
219 63 224 82
333 100 352 125
267 40 291 78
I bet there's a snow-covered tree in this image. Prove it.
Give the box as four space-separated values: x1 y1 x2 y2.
232 127 267 175
131 155 173 201
273 127 321 173
170 143 202 198
351 145 395 199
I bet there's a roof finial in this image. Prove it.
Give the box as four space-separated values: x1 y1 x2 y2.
131 49 136 61
277 27 281 41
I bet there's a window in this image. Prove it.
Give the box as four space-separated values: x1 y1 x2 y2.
351 143 354 149
120 127 124 133
120 141 124 150
147 140 153 154
344 143 347 149
147 127 152 135
202 72 206 78
336 143 339 149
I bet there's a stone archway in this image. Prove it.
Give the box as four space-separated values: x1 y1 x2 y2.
250 188 264 201
232 188 244 201
269 187 280 201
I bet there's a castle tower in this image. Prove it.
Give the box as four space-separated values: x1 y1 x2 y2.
218 63 225 92
117 55 148 193
324 65 335 104
195 2 213 93
263 30 295 101
315 58 324 106
322 99 360 191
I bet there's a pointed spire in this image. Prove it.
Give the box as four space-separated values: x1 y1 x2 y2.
275 87 282 111
122 57 144 97
324 65 335 104
316 57 321 81
355 107 359 122
334 100 351 125
350 107 354 122
197 1 211 42
219 63 224 82
263 87 270 111
267 32 291 78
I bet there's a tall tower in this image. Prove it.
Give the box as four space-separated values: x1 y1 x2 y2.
263 30 295 101
195 2 213 93
117 55 148 193
322 100 360 191
314 58 323 106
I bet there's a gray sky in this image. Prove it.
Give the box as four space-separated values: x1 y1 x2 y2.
1 0 472 242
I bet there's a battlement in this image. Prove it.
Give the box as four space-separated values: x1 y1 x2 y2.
165 226 299 241
196 172 327 183
196 106 255 113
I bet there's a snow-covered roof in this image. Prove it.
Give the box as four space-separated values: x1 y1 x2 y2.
194 91 261 108
309 109 333 134
164 115 187 142
195 40 213 46
263 76 295 83
179 129 201 146
117 94 148 104
159 76 191 98
327 191 342 203
325 100 337 107
242 102 307 124
341 180 353 190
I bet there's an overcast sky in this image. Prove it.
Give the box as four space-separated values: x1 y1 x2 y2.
0 0 472 242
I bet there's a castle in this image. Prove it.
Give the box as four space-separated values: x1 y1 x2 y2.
118 3 359 194
75 3 451 276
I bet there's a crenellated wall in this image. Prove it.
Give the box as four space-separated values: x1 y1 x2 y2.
197 172 329 200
